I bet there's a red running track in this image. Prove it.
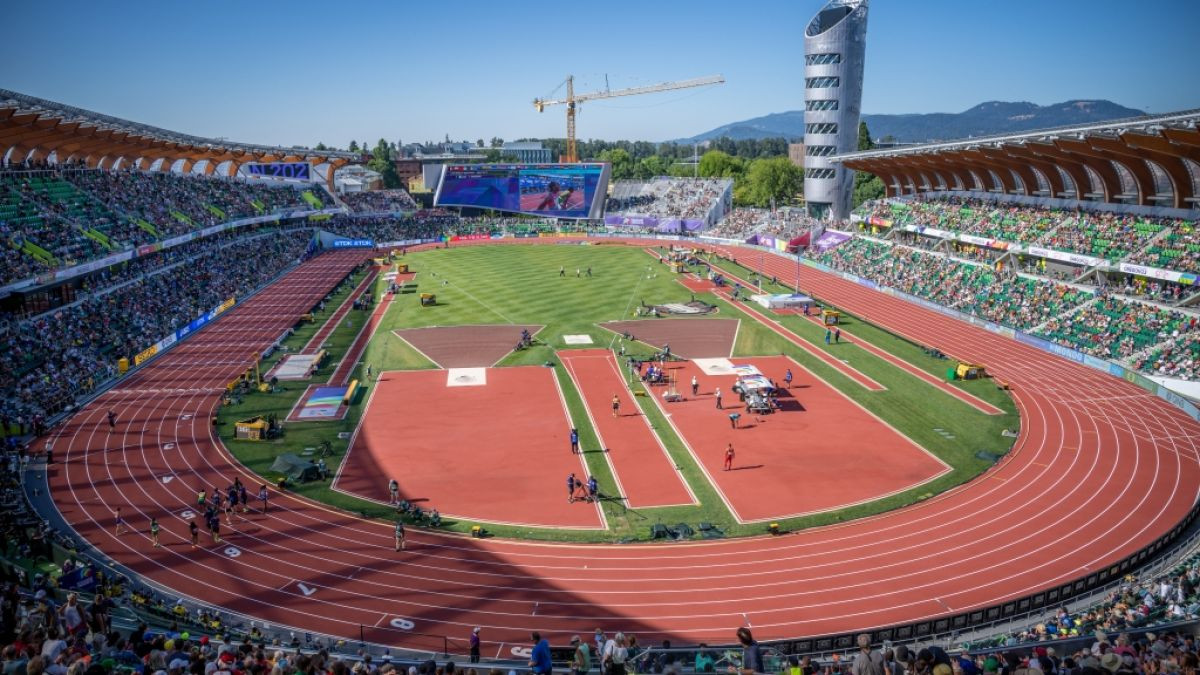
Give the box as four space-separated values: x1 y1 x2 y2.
301 268 379 355
558 349 696 509
46 240 1200 654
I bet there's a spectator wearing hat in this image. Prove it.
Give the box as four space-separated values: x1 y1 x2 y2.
571 635 591 675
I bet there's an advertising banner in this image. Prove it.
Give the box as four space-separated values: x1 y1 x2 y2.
605 215 660 228
1118 262 1198 285
1025 246 1106 268
331 238 374 248
902 224 956 240
958 233 1015 251
133 344 159 366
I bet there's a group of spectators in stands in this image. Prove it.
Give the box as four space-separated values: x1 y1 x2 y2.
1037 296 1194 362
606 178 730 221
1136 336 1200 381
811 238 1095 333
855 197 1199 272
968 552 1200 655
810 234 1200 379
0 167 324 287
0 230 312 429
707 208 814 240
341 190 418 213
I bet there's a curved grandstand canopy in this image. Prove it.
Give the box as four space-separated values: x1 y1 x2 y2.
833 109 1200 210
0 88 359 186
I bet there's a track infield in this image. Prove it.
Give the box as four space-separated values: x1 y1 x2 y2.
648 355 951 522
332 365 605 529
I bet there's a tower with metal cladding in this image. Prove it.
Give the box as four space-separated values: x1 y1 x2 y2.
803 0 868 221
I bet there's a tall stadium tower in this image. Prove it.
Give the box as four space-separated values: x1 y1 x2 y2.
803 0 868 221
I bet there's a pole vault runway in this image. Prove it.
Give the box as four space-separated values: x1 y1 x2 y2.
45 240 1200 654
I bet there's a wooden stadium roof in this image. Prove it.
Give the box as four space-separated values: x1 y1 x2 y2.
0 89 359 186
833 109 1200 209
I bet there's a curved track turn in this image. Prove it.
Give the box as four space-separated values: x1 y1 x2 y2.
47 240 1200 652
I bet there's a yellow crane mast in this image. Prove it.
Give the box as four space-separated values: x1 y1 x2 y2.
534 74 725 163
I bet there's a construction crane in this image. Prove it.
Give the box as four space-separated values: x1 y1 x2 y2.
534 74 724 163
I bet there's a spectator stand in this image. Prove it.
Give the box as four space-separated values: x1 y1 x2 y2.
0 166 329 292
0 230 317 436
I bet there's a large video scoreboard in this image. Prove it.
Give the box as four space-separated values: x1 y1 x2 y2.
434 163 610 219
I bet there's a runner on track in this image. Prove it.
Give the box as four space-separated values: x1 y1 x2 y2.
107 410 117 433
258 484 269 513
225 486 237 525
114 507 125 536
189 520 199 548
611 394 620 418
150 518 160 548
567 473 577 504
724 444 735 471
394 519 406 551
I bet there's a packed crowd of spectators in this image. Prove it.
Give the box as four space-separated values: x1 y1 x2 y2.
1036 296 1196 362
1136 336 1200 381
605 178 731 221
317 213 460 242
1040 212 1163 262
856 197 1198 270
605 193 657 213
1 174 142 272
969 551 1200 652
808 235 1200 376
1126 221 1200 274
70 170 322 232
706 208 814 240
809 238 1095 333
0 229 313 428
0 167 326 287
341 190 418 213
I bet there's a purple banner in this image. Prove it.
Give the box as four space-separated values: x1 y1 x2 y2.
605 215 660 228
813 230 851 252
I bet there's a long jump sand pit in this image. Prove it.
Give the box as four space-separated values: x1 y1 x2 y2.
650 355 951 522
600 318 739 359
393 324 543 368
334 366 603 529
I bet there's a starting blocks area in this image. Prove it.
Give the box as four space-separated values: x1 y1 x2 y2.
649 355 950 522
333 366 604 529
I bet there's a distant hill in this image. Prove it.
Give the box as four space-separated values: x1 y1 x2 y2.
678 100 1148 144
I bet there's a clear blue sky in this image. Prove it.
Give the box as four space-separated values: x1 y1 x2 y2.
2 0 1197 147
